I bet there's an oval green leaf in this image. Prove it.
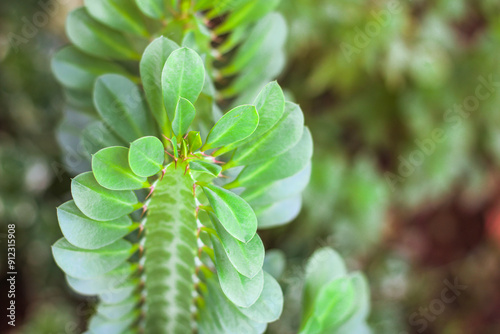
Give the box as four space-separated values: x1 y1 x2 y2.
58 200 139 250
129 136 164 177
52 238 137 279
94 74 155 143
229 101 304 167
140 37 180 129
92 146 148 190
202 184 257 243
212 236 264 308
52 46 130 92
209 213 264 278
66 8 140 60
71 172 139 221
203 105 259 151
172 97 196 136
85 0 148 37
162 47 205 122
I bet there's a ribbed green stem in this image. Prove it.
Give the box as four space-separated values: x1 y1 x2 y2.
145 163 197 333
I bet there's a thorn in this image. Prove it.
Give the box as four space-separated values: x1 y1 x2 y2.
160 167 166 180
195 206 200 219
196 227 201 238
212 158 225 164
218 173 229 178
165 150 177 160
183 133 189 139
140 205 148 218
145 185 155 199
138 224 144 237
139 244 144 257
201 151 211 157
162 134 172 143
192 183 198 197
184 164 190 175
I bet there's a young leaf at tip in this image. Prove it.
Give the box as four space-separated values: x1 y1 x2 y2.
172 97 196 136
162 47 205 123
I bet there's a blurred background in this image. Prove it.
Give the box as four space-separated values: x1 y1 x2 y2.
1 0 500 333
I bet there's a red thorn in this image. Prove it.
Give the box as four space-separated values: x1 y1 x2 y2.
160 167 166 180
195 206 200 219
145 185 155 199
183 133 189 139
162 134 172 143
140 205 148 218
212 158 225 164
201 151 211 157
184 164 189 175
138 224 144 237
165 150 177 160
192 183 198 197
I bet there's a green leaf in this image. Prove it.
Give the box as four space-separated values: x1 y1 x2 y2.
92 146 148 190
302 248 347 322
172 97 196 136
212 236 264 307
228 127 313 188
140 37 180 130
72 172 139 221
97 296 139 320
57 200 139 250
229 102 304 167
197 270 267 334
250 81 285 138
237 272 283 323
128 136 165 177
307 278 356 331
202 184 257 243
210 213 264 278
100 279 139 304
52 238 136 279
85 0 148 36
255 195 302 229
214 0 280 34
66 262 137 295
241 162 311 207
162 47 205 122
187 131 202 152
89 312 138 334
189 160 222 177
51 46 130 92
221 14 287 78
135 0 169 19
203 105 259 151
94 74 155 142
82 121 126 156
66 8 140 60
